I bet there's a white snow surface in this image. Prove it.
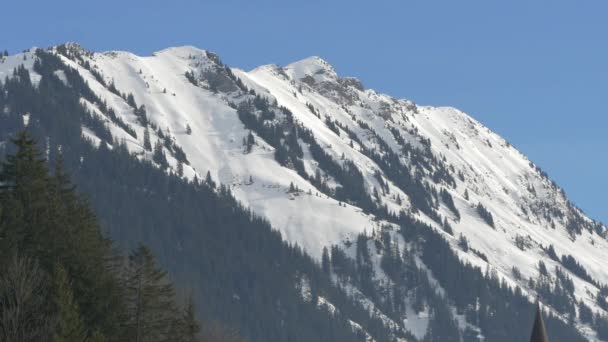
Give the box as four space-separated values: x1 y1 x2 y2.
57 46 382 259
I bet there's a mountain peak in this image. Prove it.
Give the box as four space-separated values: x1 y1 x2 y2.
284 56 337 82
153 45 208 58
61 42 87 51
52 42 93 57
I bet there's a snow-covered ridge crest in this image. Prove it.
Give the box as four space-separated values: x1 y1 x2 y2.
285 56 337 81
153 45 208 57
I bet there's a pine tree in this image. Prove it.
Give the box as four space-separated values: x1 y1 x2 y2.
135 105 148 126
153 140 167 168
127 93 137 108
322 247 331 274
205 171 215 188
144 128 152 151
246 131 255 153
50 162 128 341
125 244 177 342
0 131 49 259
52 263 86 342
177 161 184 177
180 298 201 342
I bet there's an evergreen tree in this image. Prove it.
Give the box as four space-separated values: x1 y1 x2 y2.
127 93 137 108
153 140 168 168
205 171 215 188
476 203 495 227
578 301 594 324
0 131 49 260
179 297 201 342
245 131 255 153
177 161 184 177
125 244 177 342
322 246 331 274
144 128 152 151
135 106 148 126
52 263 86 342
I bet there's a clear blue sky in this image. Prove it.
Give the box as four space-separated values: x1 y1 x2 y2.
5 0 608 223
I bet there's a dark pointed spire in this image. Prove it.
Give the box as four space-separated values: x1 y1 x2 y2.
530 301 549 342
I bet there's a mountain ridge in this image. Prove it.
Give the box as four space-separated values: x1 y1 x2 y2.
0 43 606 341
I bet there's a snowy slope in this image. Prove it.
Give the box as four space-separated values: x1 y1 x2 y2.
245 54 608 279
240 57 608 339
1 44 606 340
48 45 387 259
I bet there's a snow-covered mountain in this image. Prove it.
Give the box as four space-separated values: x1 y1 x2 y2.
1 43 606 341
